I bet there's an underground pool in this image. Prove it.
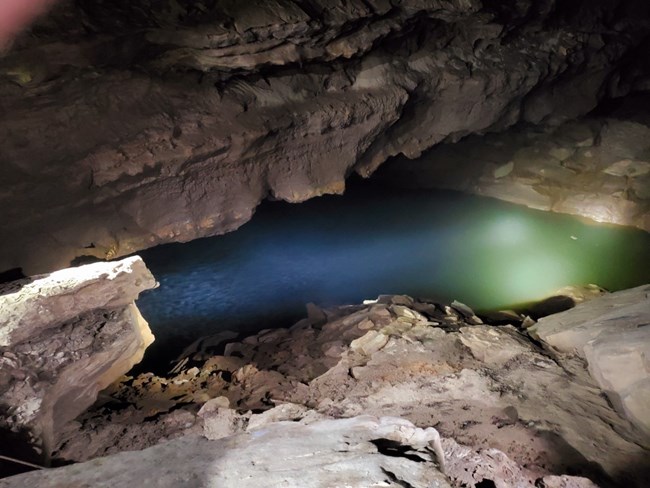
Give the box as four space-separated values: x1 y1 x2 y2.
134 178 650 366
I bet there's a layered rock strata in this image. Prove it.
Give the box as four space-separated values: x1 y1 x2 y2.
48 291 650 487
0 256 157 461
1 0 649 273
378 116 650 230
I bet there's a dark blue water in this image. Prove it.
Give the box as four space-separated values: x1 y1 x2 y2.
136 180 650 364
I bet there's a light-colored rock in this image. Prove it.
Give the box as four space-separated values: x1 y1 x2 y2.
55 293 650 486
350 330 389 355
1 416 451 488
198 403 247 441
529 285 650 440
0 256 156 346
380 118 650 230
459 325 530 366
604 159 650 178
583 328 650 438
493 161 514 178
246 403 323 431
442 438 599 488
548 146 576 162
0 257 157 455
529 285 650 352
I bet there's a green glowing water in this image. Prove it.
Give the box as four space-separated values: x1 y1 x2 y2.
137 179 650 358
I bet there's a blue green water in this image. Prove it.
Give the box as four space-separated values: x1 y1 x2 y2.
136 180 650 361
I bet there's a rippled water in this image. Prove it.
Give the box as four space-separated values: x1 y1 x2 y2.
136 179 650 364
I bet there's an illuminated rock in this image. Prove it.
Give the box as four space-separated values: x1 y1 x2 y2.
1 1 649 274
0 416 451 488
57 294 650 486
379 118 650 231
529 284 650 439
0 256 157 457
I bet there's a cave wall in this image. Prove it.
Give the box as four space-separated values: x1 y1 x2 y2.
377 115 650 230
1 0 649 273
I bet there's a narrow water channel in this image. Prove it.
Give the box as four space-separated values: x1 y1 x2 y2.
136 178 650 365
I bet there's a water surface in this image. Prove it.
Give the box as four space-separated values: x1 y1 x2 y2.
136 180 650 363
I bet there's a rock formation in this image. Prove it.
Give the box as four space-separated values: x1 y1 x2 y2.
1 1 650 485
530 284 650 439
36 291 650 487
378 115 650 230
1 0 649 273
0 256 157 463
1 416 452 488
1 413 605 488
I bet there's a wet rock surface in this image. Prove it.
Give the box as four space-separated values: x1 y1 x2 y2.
378 116 650 230
0 257 157 463
1 0 649 273
42 291 650 487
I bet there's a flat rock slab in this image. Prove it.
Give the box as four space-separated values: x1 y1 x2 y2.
0 416 451 488
0 256 157 346
61 294 650 487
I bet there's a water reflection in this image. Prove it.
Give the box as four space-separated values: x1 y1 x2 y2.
136 180 650 360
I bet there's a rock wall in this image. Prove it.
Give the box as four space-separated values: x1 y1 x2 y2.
0 256 157 462
1 0 649 274
377 115 650 230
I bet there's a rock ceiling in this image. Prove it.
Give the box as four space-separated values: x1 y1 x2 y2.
1 0 649 273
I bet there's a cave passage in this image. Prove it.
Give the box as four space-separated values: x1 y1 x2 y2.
136 178 650 364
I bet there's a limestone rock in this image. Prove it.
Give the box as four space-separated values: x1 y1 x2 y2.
0 256 156 346
198 403 247 441
442 438 599 488
0 257 157 455
529 285 649 352
530 285 650 439
584 329 650 440
59 293 650 486
1 1 649 273
379 117 650 230
1 416 451 488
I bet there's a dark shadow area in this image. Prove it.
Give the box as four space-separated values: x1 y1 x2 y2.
610 453 650 488
590 92 650 125
535 430 616 488
519 295 577 320
475 480 496 488
0 269 32 297
0 423 98 481
69 255 102 267
369 438 428 464
0 426 42 479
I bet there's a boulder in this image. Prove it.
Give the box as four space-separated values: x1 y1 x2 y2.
529 285 650 439
0 256 157 456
